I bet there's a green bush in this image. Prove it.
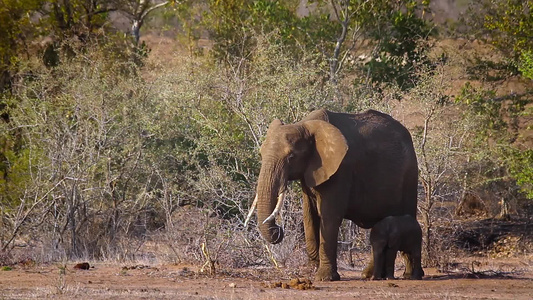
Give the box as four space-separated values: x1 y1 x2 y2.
518 50 533 80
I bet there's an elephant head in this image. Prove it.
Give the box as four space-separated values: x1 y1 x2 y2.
253 118 349 244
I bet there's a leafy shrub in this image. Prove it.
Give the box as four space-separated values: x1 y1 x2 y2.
518 50 533 80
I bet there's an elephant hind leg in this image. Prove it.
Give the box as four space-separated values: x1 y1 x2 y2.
384 248 397 279
410 251 424 280
411 267 424 280
401 251 424 279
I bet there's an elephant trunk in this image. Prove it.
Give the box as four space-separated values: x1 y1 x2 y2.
256 162 286 244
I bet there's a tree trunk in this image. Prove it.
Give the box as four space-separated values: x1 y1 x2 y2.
131 20 141 46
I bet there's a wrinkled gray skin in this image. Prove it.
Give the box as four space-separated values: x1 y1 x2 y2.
370 215 424 280
254 109 419 281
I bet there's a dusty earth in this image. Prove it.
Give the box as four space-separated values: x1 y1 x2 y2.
1 257 532 300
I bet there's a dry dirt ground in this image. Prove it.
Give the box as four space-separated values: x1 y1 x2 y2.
1 257 532 300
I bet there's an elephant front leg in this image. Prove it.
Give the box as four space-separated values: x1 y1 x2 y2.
316 217 342 281
371 247 386 280
312 176 349 281
302 190 320 268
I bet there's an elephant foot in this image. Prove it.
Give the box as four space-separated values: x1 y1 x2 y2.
371 273 395 280
409 270 424 280
315 267 340 281
403 269 424 280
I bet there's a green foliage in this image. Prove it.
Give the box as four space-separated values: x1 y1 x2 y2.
456 82 532 200
205 0 310 60
204 0 435 91
205 0 251 59
480 0 533 57
357 0 434 89
41 0 111 39
456 83 505 139
0 0 145 98
507 149 533 199
145 0 205 53
0 145 40 209
465 0 533 77
0 0 42 90
518 50 533 79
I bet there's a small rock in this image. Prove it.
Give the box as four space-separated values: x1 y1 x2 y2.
229 283 236 288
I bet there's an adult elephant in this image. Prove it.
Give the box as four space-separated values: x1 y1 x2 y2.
245 109 419 281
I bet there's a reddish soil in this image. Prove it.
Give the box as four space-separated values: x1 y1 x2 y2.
1 258 531 299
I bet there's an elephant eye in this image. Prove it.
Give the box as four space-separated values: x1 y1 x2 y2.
287 153 295 160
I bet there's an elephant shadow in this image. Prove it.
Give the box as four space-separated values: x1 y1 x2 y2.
422 272 518 280
334 271 517 281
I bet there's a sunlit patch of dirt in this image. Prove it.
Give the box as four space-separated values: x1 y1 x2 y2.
0 258 531 299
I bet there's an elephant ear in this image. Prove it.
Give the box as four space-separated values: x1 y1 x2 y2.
262 119 284 148
267 119 283 132
303 120 348 187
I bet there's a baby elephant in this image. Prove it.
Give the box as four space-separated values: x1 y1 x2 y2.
370 215 424 280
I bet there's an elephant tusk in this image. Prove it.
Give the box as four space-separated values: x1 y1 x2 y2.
243 194 258 227
262 192 285 224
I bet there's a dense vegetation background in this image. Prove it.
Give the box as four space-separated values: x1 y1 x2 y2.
0 0 531 271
